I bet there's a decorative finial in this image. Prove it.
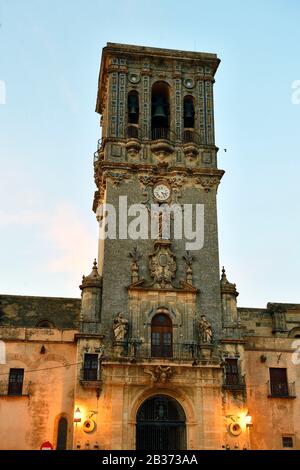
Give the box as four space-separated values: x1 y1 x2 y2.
220 266 238 297
79 258 101 290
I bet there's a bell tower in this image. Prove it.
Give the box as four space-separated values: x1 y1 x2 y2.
74 43 252 451
93 43 224 344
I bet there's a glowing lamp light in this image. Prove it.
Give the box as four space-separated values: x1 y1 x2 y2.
245 413 252 427
74 407 82 423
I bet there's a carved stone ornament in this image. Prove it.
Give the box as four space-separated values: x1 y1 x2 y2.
112 313 129 341
138 175 155 187
105 171 129 186
170 175 186 189
198 314 213 343
144 365 174 383
196 176 220 192
149 240 177 288
129 245 142 283
183 251 194 284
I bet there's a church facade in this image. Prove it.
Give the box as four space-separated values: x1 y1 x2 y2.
0 43 299 450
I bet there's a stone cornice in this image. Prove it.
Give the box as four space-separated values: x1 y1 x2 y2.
93 161 224 211
127 282 198 294
94 160 224 178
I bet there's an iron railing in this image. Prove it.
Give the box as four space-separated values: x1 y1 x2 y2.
127 124 140 139
183 129 200 145
0 380 31 396
267 380 296 398
79 368 101 382
151 127 171 141
127 341 202 362
223 374 246 391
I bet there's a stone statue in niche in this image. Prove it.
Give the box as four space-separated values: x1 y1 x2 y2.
198 315 213 344
113 313 129 341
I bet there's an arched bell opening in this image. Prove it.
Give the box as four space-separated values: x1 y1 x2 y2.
127 90 139 138
151 81 170 140
183 95 195 144
183 95 195 129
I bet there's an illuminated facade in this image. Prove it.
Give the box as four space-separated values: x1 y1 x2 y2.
0 44 299 450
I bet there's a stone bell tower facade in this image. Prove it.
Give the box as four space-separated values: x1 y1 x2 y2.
94 43 224 338
76 43 249 451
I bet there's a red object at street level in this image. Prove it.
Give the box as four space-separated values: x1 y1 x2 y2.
40 441 54 450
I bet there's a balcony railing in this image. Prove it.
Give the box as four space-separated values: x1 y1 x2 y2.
183 129 200 145
127 125 139 139
223 375 246 391
151 127 171 141
267 381 296 398
127 341 202 362
0 381 31 397
79 368 102 392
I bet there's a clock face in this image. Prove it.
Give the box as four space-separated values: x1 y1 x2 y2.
153 183 171 202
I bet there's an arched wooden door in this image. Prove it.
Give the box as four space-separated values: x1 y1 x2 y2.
56 417 68 450
136 395 187 450
151 313 172 358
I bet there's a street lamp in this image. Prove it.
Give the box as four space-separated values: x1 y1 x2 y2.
74 407 82 423
245 413 253 427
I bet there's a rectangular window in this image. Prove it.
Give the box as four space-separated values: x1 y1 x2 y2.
224 359 239 385
152 332 160 346
8 368 24 396
269 368 288 397
163 333 172 346
83 354 98 381
282 436 293 448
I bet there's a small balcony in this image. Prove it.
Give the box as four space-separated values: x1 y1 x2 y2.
150 128 174 157
182 129 200 159
183 129 200 145
222 375 246 392
79 368 102 390
267 381 296 398
126 125 141 155
0 380 31 397
127 341 202 362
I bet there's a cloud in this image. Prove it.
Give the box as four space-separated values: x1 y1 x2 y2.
0 203 97 286
46 203 96 275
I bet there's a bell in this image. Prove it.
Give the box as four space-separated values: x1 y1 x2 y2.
184 101 194 119
152 96 167 119
128 94 139 121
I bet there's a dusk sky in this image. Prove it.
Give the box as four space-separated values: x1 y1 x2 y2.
0 0 299 307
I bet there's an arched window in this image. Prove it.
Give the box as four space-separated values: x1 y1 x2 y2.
288 328 300 338
56 417 68 450
36 319 55 328
128 90 139 125
151 313 172 358
151 81 170 139
183 95 195 128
